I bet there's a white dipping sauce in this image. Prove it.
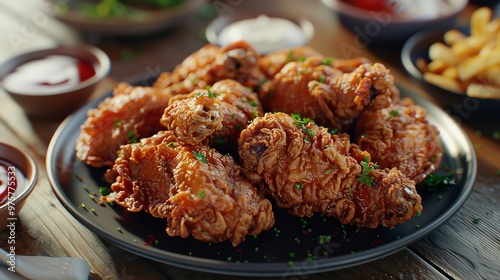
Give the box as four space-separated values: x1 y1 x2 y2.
218 15 307 54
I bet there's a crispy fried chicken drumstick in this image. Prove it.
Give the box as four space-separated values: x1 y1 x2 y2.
259 57 399 130
75 83 172 167
354 98 443 184
104 130 274 246
238 112 422 228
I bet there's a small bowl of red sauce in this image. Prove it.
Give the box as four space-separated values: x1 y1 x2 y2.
0 44 110 119
0 143 38 230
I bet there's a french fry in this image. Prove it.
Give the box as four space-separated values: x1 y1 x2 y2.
429 42 463 65
424 72 464 93
426 59 448 74
470 7 492 35
466 83 500 99
443 29 466 46
441 67 458 80
457 48 500 81
477 66 500 86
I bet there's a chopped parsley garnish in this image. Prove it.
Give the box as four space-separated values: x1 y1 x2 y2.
99 187 111 196
206 86 218 98
318 235 331 244
423 171 455 192
291 113 314 127
298 55 307 62
318 75 326 83
303 127 315 137
357 156 378 187
193 151 208 163
114 120 122 127
198 190 205 199
472 217 481 224
248 100 258 107
127 130 138 143
328 128 338 134
295 183 303 190
168 142 178 147
389 109 399 117
321 57 333 65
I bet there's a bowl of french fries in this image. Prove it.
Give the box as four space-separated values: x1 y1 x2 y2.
402 6 500 116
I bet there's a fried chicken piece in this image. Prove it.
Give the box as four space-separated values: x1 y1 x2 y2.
238 112 422 228
161 79 263 148
258 46 322 78
154 41 266 95
259 58 400 130
104 130 274 247
258 46 370 78
160 94 224 145
354 98 443 184
76 83 172 167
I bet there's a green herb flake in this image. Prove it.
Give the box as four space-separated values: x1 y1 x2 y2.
328 128 338 134
324 169 333 175
357 156 376 187
127 130 138 143
291 113 314 127
298 55 307 62
198 190 205 199
206 86 218 98
389 109 399 117
168 142 178 147
295 183 303 190
288 261 294 266
318 235 331 244
248 100 258 107
193 151 208 163
472 217 481 224
114 120 122 127
321 57 333 65
318 75 326 83
99 187 111 196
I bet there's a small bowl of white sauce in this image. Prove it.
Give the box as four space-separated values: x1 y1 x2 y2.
206 12 314 54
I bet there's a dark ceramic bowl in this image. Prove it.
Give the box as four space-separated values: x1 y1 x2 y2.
0 44 110 119
0 143 38 230
401 27 500 117
321 0 467 45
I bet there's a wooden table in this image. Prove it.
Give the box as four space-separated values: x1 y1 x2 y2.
1 1 499 279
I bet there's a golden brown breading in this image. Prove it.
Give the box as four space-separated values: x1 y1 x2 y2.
75 83 172 167
353 98 443 184
161 79 263 149
154 41 266 95
259 58 400 130
104 130 274 246
237 112 422 228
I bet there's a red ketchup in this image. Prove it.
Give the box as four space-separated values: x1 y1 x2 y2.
2 55 95 95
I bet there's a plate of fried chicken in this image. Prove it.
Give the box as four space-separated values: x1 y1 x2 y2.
47 41 476 276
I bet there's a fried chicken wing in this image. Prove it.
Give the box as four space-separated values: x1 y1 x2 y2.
237 112 422 228
104 130 274 246
161 79 263 149
259 58 400 130
258 46 370 79
75 83 172 167
354 98 443 184
154 41 266 95
258 46 322 78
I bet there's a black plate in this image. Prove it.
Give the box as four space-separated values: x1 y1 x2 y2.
46 83 476 276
